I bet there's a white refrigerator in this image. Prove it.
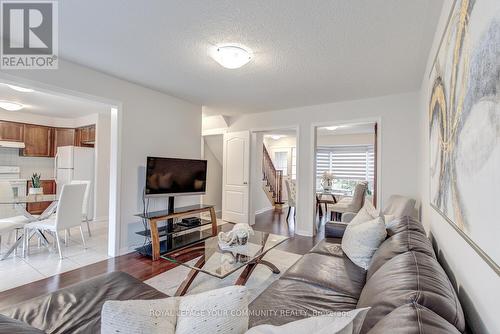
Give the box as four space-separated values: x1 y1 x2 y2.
55 146 95 219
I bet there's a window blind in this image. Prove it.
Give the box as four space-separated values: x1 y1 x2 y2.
316 145 374 185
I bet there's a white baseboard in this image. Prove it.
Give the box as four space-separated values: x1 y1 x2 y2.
295 228 314 237
119 245 138 256
255 207 274 215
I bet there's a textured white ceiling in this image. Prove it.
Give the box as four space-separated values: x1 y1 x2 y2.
59 0 443 115
0 84 110 118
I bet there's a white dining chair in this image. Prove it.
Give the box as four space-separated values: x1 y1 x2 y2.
23 183 87 259
70 180 92 236
0 181 30 257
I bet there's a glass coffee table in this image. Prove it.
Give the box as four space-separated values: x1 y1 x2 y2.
161 231 289 296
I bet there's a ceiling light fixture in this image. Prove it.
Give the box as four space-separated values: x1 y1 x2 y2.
210 44 252 69
270 135 283 140
325 126 338 131
5 84 34 93
0 100 23 111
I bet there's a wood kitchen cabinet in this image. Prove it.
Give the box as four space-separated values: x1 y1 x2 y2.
26 180 56 214
22 124 54 157
53 128 76 153
0 120 96 154
0 121 24 142
75 125 95 147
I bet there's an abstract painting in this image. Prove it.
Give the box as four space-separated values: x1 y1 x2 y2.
429 0 500 272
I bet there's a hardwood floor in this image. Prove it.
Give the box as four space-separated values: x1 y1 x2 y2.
0 207 325 309
252 207 327 255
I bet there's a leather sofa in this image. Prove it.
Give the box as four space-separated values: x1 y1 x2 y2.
0 271 167 333
249 216 466 333
0 217 465 333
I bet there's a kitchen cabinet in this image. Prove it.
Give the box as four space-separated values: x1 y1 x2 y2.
75 125 95 147
0 121 24 142
0 120 96 154
53 128 75 153
22 124 53 157
26 180 56 214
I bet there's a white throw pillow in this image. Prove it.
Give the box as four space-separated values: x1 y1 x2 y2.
176 285 249 334
245 307 370 334
101 297 178 334
342 216 387 270
350 201 379 225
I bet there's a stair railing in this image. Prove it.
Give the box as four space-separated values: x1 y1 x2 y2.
262 145 283 204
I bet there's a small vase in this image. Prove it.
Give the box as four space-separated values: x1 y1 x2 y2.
321 179 333 192
29 187 43 195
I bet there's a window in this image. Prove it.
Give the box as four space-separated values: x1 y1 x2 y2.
274 151 288 176
315 145 374 194
291 147 297 180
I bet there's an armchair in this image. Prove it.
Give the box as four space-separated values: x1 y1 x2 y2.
324 194 417 239
329 181 368 221
284 178 296 221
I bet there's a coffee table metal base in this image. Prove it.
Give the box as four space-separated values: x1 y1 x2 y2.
174 255 281 296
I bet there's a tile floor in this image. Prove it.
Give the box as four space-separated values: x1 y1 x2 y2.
0 220 110 292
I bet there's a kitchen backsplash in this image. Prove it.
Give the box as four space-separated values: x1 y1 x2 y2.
0 148 55 179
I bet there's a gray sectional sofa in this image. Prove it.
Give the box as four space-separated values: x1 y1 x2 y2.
249 216 466 333
0 217 466 333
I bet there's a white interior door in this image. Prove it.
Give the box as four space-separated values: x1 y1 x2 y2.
222 131 250 224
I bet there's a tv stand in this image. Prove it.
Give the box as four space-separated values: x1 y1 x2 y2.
136 203 217 261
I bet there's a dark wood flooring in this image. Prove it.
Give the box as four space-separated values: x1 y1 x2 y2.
0 207 326 309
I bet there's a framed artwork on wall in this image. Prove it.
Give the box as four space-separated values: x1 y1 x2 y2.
428 0 500 274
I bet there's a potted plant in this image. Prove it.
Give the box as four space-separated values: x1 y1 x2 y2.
29 173 43 195
321 172 335 191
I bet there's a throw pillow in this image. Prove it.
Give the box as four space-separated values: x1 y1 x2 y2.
176 285 249 334
245 307 370 334
342 216 387 270
350 200 379 224
101 297 178 334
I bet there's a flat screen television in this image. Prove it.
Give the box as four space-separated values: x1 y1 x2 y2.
145 157 207 197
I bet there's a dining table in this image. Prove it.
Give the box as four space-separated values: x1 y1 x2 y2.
315 189 350 217
0 194 58 260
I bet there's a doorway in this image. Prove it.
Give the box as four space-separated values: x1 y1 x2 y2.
314 122 378 226
201 134 223 217
0 79 119 292
249 128 298 235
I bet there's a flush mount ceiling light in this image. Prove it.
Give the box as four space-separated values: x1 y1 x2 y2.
270 135 284 140
0 100 23 111
5 84 34 93
325 126 339 131
210 44 252 69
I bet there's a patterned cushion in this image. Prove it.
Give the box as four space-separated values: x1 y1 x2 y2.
341 217 387 270
176 286 249 334
101 298 178 334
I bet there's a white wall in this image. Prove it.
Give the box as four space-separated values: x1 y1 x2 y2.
417 1 500 332
94 113 111 220
202 135 223 212
317 133 374 146
0 148 54 179
0 59 202 254
221 92 420 236
0 110 76 127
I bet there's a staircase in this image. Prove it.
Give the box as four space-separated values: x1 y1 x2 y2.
262 145 285 208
